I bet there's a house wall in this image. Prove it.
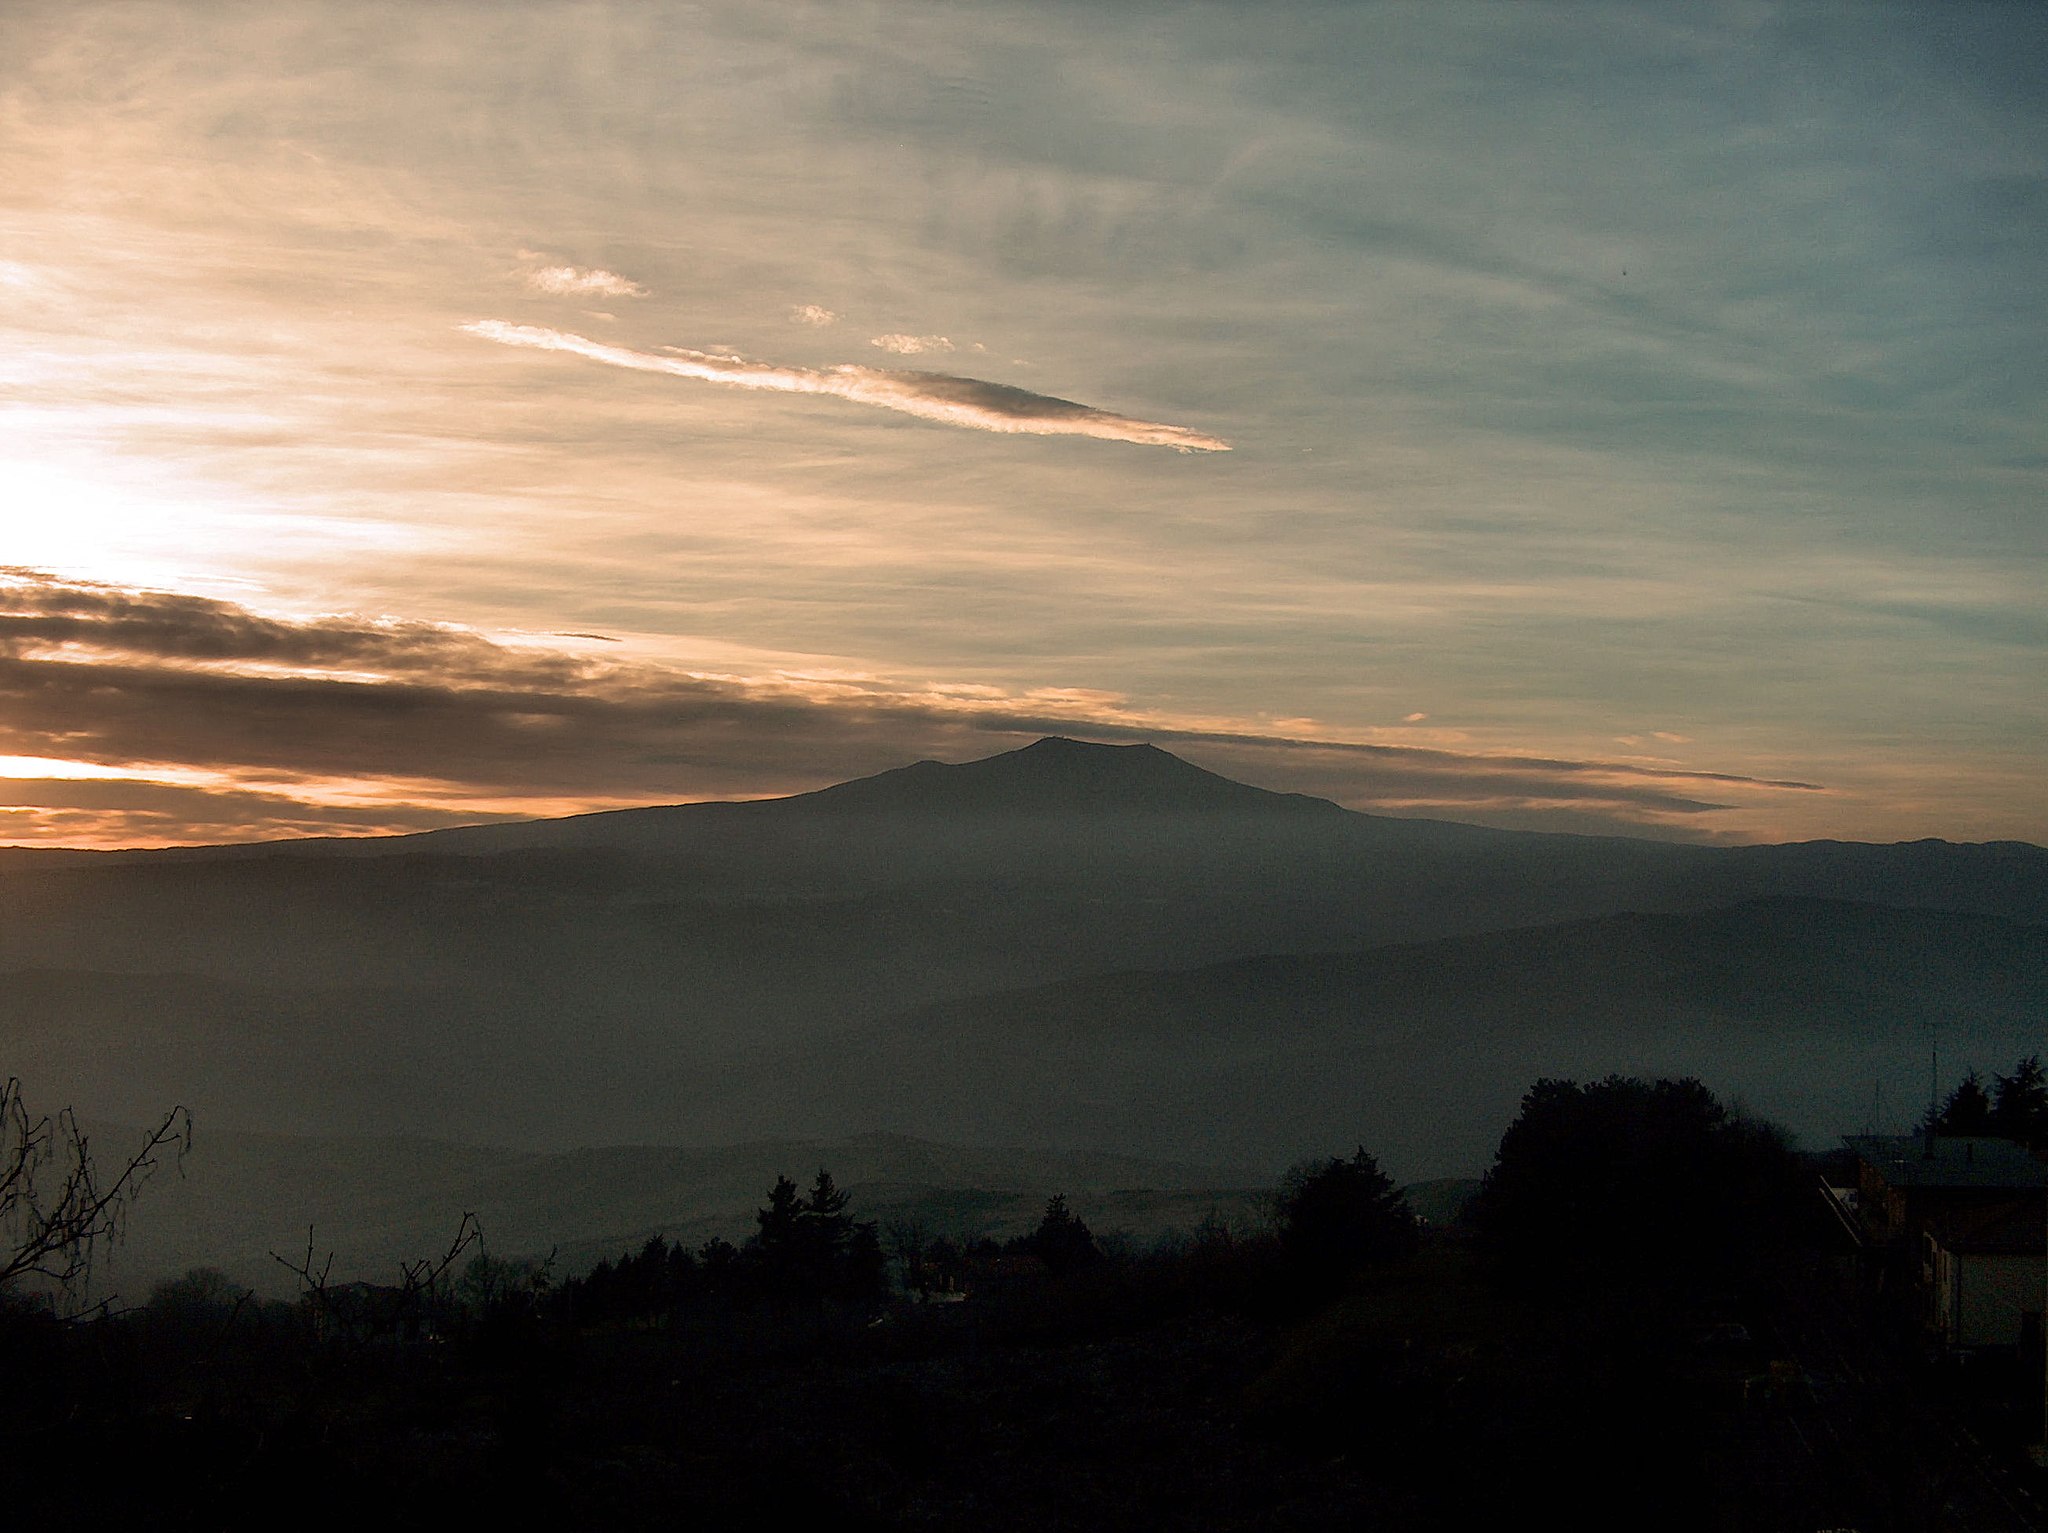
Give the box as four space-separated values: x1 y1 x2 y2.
1934 1250 2046 1349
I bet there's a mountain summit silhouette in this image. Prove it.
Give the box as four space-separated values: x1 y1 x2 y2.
786 737 1344 817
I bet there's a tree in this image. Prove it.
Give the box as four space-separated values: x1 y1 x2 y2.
1019 1194 1100 1275
1473 1076 1803 1291
750 1172 805 1296
146 1265 249 1319
1927 1070 1997 1136
746 1169 886 1303
841 1219 889 1304
1991 1055 2048 1147
797 1168 853 1286
1 1076 189 1312
756 1173 803 1249
1273 1148 1417 1280
457 1250 553 1318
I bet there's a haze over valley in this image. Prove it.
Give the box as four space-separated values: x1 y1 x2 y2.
6 739 2041 1283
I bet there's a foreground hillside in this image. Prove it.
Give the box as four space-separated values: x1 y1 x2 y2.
11 1075 2038 1533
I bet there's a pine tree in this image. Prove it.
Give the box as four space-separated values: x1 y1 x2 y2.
1929 1071 1997 1136
1274 1146 1417 1279
751 1173 805 1297
793 1168 851 1289
841 1220 889 1304
1991 1055 2048 1146
1021 1193 1100 1274
756 1173 803 1250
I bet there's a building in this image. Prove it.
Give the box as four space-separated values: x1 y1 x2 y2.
1835 1134 2046 1356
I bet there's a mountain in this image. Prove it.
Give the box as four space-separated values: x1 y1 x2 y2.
2 739 2043 1177
102 737 1349 862
768 736 1346 818
72 738 2044 931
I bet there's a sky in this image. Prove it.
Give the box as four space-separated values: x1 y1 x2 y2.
0 1 2042 848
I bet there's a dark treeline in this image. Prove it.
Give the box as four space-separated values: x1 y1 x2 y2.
0 1075 2025 1530
559 1168 886 1326
1922 1053 2048 1146
550 1176 1111 1331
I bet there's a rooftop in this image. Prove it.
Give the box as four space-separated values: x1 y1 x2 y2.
1843 1135 2048 1191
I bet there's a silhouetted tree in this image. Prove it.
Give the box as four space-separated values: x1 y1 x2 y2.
146 1266 249 1322
743 1169 886 1304
1926 1070 1997 1136
1273 1148 1416 1282
756 1174 803 1251
750 1173 805 1297
1474 1076 1803 1292
1991 1055 2048 1147
696 1236 742 1300
1 1076 189 1313
796 1168 852 1289
1019 1194 1100 1275
842 1220 889 1304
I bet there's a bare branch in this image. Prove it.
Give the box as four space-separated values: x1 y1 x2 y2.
0 1077 191 1310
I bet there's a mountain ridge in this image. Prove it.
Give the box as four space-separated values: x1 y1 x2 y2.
4 736 2039 863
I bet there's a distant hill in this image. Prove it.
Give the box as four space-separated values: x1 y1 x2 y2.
746 897 2048 1178
10 895 2040 1187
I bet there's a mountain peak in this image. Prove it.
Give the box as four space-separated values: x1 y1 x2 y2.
788 737 1344 817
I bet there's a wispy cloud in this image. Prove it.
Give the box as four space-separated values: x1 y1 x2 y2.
461 322 1232 452
790 304 839 326
522 265 647 299
0 571 1822 846
871 333 954 355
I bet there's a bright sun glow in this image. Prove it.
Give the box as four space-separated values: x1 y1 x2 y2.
0 455 244 587
0 756 139 781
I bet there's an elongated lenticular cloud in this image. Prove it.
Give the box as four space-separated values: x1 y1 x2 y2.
462 322 1231 451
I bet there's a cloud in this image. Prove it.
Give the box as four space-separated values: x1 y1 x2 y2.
461 322 1232 452
0 571 1825 846
790 305 838 326
871 333 954 355
523 265 647 299
0 775 514 847
1402 712 1428 723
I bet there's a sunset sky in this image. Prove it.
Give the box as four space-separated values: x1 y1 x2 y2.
2 2 2042 847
